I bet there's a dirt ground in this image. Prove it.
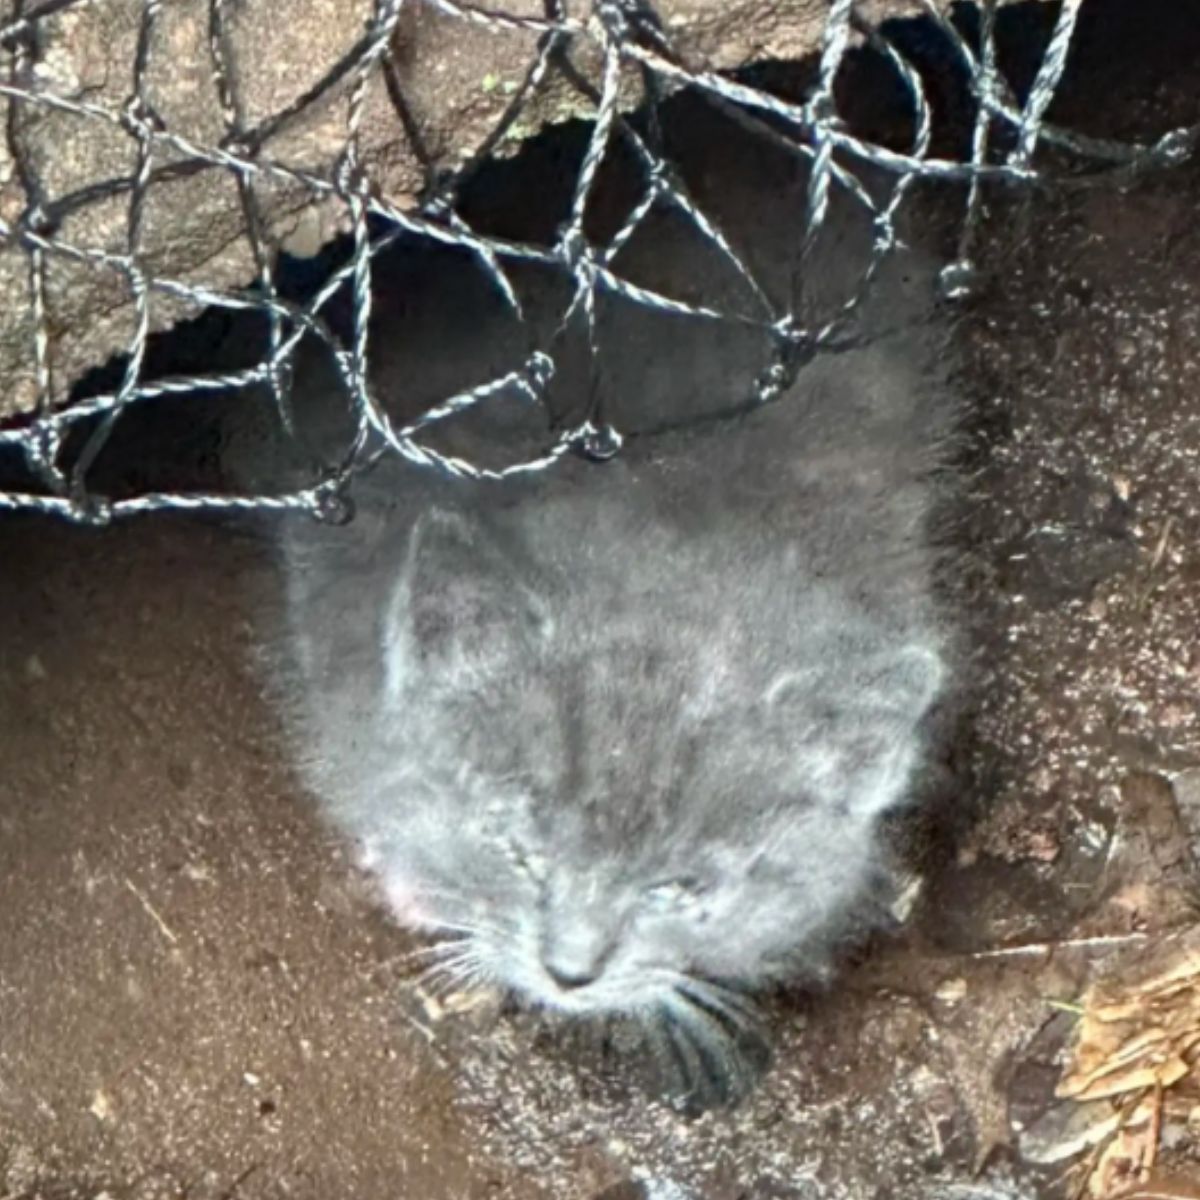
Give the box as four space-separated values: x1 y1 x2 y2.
4 3 1200 1198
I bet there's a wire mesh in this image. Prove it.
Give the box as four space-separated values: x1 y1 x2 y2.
0 0 1195 524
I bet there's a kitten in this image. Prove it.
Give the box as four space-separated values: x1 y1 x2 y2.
274 255 955 1092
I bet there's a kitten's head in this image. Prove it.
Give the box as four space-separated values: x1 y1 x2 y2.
348 498 943 1035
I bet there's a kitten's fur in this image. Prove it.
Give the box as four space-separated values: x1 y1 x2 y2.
276 259 954 1073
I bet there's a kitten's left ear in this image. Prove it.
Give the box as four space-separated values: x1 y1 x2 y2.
867 645 944 716
383 506 553 690
769 642 945 816
766 644 943 717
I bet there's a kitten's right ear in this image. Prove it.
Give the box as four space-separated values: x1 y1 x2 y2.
383 507 551 690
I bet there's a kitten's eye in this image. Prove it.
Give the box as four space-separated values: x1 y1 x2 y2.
644 877 706 910
501 837 545 882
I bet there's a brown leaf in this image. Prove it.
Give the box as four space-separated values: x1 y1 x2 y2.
1109 1173 1200 1199
1069 1056 1190 1103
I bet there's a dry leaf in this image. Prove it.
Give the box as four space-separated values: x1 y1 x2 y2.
1054 933 1200 1198
1069 1057 1190 1103
1109 1174 1200 1199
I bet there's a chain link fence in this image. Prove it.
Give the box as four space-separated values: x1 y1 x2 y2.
0 0 1195 524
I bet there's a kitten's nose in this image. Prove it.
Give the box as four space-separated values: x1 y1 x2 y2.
543 961 599 990
539 893 616 992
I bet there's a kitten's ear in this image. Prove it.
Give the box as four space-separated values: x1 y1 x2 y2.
767 644 942 717
769 643 944 817
864 645 944 716
384 507 551 683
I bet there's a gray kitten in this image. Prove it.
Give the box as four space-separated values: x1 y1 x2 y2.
275 259 954 1091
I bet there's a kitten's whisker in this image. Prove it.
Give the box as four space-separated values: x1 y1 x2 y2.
425 962 493 1000
652 1006 706 1105
416 942 475 973
404 886 477 908
685 978 764 1033
393 938 471 966
654 971 762 1038
412 917 496 937
417 941 498 997
415 945 475 974
417 947 479 984
404 908 514 942
662 990 748 1103
420 963 476 996
453 963 493 993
